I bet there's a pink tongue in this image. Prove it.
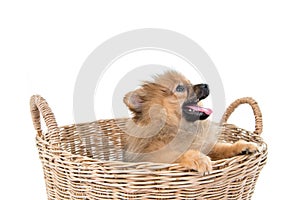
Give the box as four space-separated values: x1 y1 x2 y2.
186 105 213 115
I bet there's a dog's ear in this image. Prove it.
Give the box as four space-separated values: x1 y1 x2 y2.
123 88 144 112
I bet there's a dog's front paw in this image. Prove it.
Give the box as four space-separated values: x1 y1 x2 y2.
233 140 259 155
178 150 212 175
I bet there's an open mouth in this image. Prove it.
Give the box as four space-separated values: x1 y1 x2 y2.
182 98 213 122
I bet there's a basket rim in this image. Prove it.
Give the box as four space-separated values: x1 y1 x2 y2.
36 119 267 174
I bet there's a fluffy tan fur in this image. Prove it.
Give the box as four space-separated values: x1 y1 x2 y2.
123 71 258 174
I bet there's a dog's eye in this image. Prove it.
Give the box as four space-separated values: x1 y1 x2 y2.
175 85 185 92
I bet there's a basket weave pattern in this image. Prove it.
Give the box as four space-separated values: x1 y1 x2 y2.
31 95 267 200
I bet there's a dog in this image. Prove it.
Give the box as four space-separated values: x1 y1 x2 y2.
123 70 258 174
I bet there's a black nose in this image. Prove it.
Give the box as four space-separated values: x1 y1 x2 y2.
193 84 209 100
199 83 208 89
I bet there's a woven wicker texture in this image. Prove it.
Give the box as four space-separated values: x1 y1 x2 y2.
30 95 267 200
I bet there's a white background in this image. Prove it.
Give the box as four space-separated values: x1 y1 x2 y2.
1 0 299 199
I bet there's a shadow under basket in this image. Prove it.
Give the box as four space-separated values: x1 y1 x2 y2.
30 95 267 200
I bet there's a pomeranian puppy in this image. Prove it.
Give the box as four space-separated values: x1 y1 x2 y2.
123 71 258 174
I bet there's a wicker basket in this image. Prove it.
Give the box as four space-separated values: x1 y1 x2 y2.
30 95 267 200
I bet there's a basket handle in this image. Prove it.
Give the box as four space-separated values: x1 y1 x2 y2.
30 95 60 144
221 97 263 135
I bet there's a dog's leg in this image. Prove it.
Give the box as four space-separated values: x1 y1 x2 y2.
176 149 212 174
208 140 258 160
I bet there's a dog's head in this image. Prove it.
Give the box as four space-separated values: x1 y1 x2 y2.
124 71 212 123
